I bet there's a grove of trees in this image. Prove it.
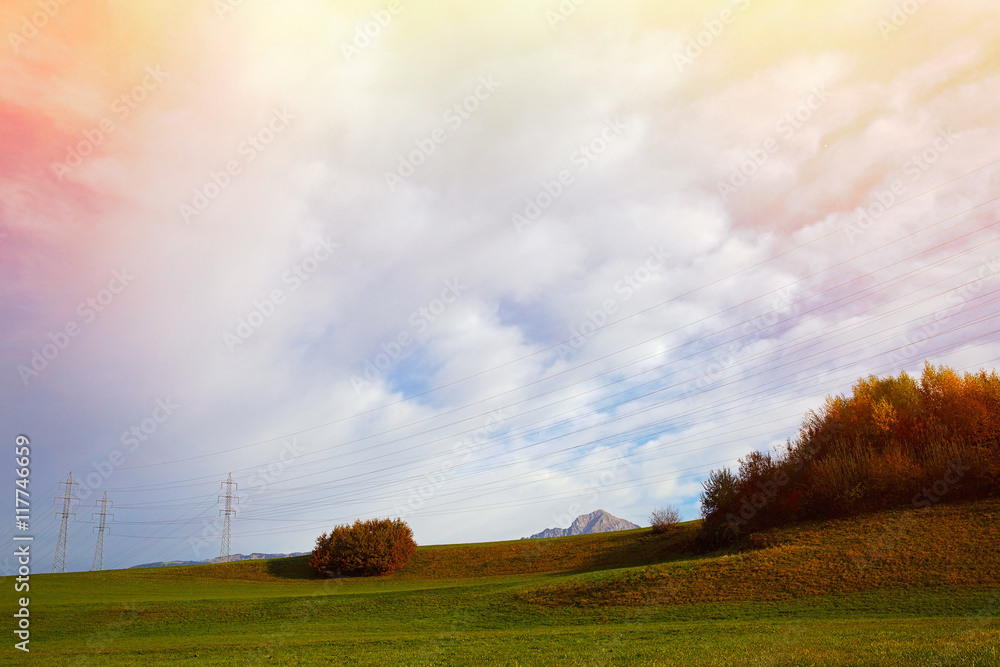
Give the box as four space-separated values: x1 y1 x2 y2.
699 364 1000 547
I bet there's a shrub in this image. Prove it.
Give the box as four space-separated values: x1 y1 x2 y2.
309 518 417 577
649 505 682 534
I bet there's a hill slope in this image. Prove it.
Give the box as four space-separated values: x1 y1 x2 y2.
523 499 1000 607
82 499 1000 597
10 500 1000 666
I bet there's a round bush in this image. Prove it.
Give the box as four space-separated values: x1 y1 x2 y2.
649 505 682 534
309 518 417 577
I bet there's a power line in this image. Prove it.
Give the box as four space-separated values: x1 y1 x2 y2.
99 340 1000 547
108 164 1000 474
92 206 1000 499
82 297 1000 538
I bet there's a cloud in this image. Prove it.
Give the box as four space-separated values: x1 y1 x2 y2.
3 0 1000 570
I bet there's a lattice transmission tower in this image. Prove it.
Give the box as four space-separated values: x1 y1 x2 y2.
52 472 78 573
91 492 114 571
219 473 239 562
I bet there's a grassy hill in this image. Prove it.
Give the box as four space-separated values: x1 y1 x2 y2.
9 500 1000 666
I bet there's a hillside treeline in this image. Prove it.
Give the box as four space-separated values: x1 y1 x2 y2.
699 364 1000 547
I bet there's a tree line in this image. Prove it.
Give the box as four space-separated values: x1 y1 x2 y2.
699 363 1000 547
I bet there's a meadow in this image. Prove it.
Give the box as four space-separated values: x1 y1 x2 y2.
8 499 1000 666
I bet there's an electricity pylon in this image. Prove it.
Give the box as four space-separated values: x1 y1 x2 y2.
91 492 114 571
52 472 78 573
219 473 239 562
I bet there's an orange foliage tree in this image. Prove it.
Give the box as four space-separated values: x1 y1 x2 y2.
309 518 417 577
698 363 1000 548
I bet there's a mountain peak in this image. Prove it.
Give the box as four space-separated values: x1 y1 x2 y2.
130 552 307 569
525 509 640 539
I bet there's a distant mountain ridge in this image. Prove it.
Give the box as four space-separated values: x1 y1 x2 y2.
130 552 307 569
525 509 640 539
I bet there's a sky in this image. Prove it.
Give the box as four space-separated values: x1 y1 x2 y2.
2 0 999 574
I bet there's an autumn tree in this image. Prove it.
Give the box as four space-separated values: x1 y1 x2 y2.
698 364 1000 548
309 518 417 577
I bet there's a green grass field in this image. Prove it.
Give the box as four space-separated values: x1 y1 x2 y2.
7 500 1000 666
